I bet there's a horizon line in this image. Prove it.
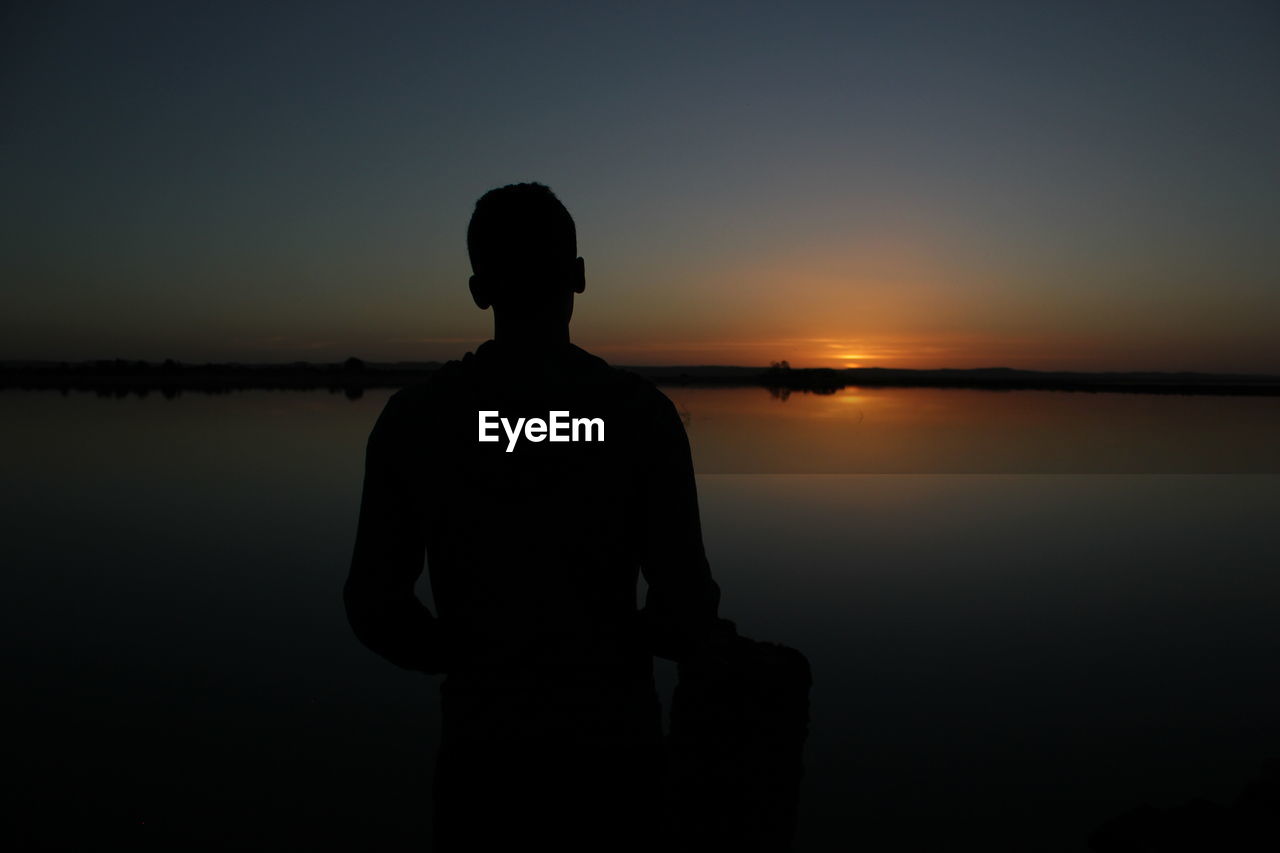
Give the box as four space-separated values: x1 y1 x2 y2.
4 357 1280 380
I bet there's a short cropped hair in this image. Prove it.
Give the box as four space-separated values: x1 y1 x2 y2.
466 182 577 277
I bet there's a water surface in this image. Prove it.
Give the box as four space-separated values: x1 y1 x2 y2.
4 387 1278 850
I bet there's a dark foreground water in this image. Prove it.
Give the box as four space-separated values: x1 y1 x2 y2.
4 387 1279 850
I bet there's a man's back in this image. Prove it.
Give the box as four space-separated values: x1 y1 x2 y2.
347 339 719 739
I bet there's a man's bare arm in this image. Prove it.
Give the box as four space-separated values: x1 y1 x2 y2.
637 391 721 661
344 390 445 673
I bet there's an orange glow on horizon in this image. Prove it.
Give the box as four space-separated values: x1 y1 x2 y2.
573 329 1231 372
585 335 1035 370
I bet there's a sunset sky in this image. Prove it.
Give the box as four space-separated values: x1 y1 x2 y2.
5 1 1278 370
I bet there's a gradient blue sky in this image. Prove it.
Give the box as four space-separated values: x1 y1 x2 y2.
4 0 1278 369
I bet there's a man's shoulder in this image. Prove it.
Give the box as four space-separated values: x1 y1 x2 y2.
569 347 681 413
608 367 678 412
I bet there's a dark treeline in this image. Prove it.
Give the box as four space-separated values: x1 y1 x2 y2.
3 358 1280 397
0 357 432 399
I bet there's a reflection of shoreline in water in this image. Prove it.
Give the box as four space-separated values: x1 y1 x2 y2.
3 385 1277 474
5 359 1280 397
668 385 1280 474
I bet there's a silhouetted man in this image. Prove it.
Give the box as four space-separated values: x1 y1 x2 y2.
345 183 721 850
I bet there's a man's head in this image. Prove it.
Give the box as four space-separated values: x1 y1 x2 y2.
467 183 585 317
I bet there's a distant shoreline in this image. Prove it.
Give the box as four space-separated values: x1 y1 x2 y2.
4 359 1279 397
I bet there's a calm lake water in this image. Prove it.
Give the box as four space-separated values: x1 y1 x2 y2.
5 386 1279 850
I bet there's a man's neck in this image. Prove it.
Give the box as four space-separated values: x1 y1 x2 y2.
492 318 571 349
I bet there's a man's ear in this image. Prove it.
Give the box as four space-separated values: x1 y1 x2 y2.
469 274 491 310
571 257 586 295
